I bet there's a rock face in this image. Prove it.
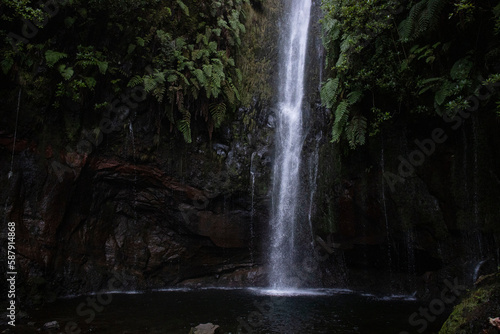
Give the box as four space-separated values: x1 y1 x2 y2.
0 0 499 306
310 106 500 296
0 0 281 304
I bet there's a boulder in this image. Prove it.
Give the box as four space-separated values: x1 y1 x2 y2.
189 323 221 334
42 321 60 330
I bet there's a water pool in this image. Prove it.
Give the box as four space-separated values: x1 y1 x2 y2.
18 288 449 333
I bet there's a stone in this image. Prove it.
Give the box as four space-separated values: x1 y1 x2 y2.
189 323 221 334
42 321 60 330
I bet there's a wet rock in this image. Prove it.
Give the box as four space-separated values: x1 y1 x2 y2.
189 323 221 334
42 321 60 330
213 143 229 157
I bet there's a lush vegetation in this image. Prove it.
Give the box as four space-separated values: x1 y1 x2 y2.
0 0 249 144
320 0 500 149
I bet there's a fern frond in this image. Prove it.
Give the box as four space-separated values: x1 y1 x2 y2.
153 86 166 102
434 80 454 105
128 75 144 88
331 101 350 143
176 0 190 16
209 102 226 127
399 0 427 40
177 109 192 143
425 0 446 32
45 50 68 67
321 77 340 109
347 90 362 104
223 83 235 105
346 116 367 149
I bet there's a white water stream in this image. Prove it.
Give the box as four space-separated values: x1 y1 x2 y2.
269 0 312 289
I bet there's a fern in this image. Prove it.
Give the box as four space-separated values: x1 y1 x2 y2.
347 90 362 104
75 59 108 74
83 76 96 90
399 0 446 41
208 41 218 53
167 74 178 83
203 64 213 78
45 50 68 67
58 65 74 80
96 61 108 74
399 0 427 40
235 68 242 83
228 81 240 101
128 75 144 88
434 80 454 105
127 75 144 87
345 116 367 149
223 83 235 105
209 102 226 127
1 57 13 74
176 0 190 16
177 110 192 143
331 101 350 143
321 77 340 109
425 0 446 32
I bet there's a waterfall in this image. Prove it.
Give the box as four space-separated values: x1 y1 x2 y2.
128 120 138 238
269 0 312 289
250 151 257 264
380 137 394 285
308 134 321 245
471 114 484 258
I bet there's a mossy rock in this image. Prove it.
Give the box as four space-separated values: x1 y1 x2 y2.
439 273 500 334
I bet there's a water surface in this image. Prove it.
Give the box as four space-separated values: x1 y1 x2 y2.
23 288 448 333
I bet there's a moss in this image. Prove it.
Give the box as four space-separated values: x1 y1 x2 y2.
440 273 500 334
237 0 281 107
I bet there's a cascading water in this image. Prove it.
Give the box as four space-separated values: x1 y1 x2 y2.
269 0 312 289
380 137 394 284
307 134 322 245
250 151 257 264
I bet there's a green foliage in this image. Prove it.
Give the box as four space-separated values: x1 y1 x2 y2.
75 46 108 74
398 0 446 41
0 0 249 143
58 65 74 80
209 102 226 128
1 1 45 24
345 115 367 149
330 90 364 148
176 0 190 16
321 0 499 150
1 55 14 74
320 77 340 109
176 110 192 143
331 101 349 143
45 50 68 68
321 0 402 148
0 0 247 142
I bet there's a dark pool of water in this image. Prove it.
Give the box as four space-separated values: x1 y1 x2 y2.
18 288 449 333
